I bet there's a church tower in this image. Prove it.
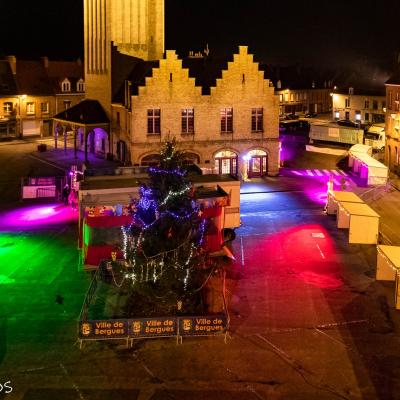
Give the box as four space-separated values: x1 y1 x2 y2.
84 0 164 114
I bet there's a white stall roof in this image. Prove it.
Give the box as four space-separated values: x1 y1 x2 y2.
378 245 400 269
349 144 372 156
330 191 364 203
351 152 388 170
341 202 380 217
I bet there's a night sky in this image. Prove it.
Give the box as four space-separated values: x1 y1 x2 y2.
0 0 399 71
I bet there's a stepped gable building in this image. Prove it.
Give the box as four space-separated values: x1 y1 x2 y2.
111 46 280 178
0 56 84 138
385 71 400 172
82 0 279 177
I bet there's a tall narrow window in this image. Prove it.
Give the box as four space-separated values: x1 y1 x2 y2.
147 109 161 134
61 79 71 92
221 108 233 133
251 108 263 132
182 108 194 133
26 102 35 115
3 102 13 115
41 102 49 114
345 98 350 108
64 100 71 110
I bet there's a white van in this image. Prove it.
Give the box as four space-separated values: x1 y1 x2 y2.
364 123 385 150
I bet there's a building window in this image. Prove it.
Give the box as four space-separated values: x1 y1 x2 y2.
365 100 370 109
61 79 71 92
64 100 71 110
3 102 13 115
251 108 263 132
147 109 161 134
77 79 85 92
345 98 350 108
365 112 369 121
345 111 350 120
220 108 233 133
26 102 35 115
40 102 49 114
279 94 283 102
181 108 194 133
373 100 378 110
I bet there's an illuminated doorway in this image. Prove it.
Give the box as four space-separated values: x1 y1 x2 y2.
215 150 238 175
247 149 268 178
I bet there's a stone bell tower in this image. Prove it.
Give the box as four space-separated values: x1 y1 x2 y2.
84 0 164 114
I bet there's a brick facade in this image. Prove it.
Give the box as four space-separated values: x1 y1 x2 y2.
116 46 279 177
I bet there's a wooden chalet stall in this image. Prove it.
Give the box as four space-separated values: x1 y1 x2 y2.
78 173 240 268
376 245 400 310
326 190 364 215
337 201 380 244
348 144 388 186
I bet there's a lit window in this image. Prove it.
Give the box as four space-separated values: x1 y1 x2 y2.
364 100 369 109
61 79 71 92
41 102 49 114
181 108 194 133
220 108 233 133
26 102 35 115
251 108 263 132
345 98 350 108
3 102 13 115
147 109 161 134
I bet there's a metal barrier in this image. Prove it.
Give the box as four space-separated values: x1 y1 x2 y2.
77 260 230 348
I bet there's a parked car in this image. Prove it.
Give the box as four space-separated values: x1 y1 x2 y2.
285 113 299 120
304 112 317 118
337 119 359 128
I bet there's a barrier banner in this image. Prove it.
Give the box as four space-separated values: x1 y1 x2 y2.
129 317 177 338
79 320 129 339
179 316 227 336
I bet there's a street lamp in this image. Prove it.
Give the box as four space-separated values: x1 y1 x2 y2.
18 94 26 138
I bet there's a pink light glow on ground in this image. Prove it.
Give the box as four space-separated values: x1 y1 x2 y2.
0 203 77 231
243 223 343 289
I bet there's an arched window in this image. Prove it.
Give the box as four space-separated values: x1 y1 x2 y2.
245 149 268 177
77 79 85 92
214 150 238 175
141 154 161 167
61 79 71 92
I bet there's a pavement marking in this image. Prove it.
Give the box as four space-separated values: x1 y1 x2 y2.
315 243 325 259
331 170 341 176
240 236 245 268
60 363 87 400
314 328 350 349
28 153 66 171
315 319 368 329
314 169 323 176
253 334 351 400
225 367 266 400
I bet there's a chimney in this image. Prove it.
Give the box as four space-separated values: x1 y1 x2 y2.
41 57 49 68
277 79 282 89
5 55 16 75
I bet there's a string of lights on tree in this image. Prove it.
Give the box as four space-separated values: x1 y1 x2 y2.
117 139 211 299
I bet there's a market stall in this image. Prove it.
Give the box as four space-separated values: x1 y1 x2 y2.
337 202 380 244
376 245 400 310
348 144 388 185
326 190 364 215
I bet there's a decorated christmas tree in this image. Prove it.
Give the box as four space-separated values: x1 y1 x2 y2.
121 139 213 316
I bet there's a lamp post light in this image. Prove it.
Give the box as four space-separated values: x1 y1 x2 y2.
18 94 26 138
